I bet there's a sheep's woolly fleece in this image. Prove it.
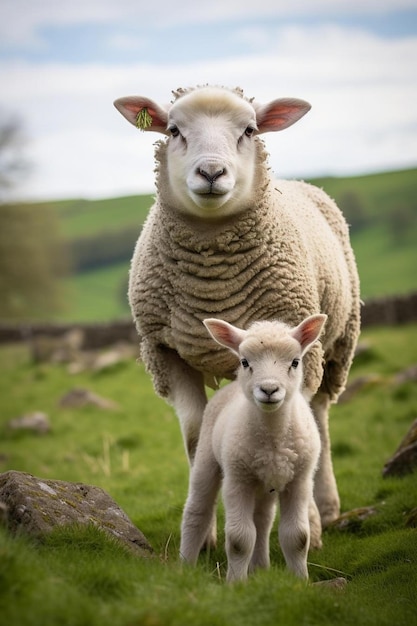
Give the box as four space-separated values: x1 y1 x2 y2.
128 87 360 402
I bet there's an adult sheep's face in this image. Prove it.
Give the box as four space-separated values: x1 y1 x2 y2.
114 86 311 219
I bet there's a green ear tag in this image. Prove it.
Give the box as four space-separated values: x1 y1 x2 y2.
136 108 153 131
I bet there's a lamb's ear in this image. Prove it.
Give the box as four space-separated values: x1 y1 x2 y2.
255 98 311 133
203 319 246 355
291 314 327 355
113 96 169 134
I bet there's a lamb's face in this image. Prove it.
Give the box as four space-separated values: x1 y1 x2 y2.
166 88 259 219
237 331 304 414
203 314 326 414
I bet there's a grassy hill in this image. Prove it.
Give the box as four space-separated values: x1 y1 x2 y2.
12 167 417 322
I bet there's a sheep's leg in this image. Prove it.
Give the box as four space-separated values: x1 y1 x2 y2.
180 454 221 564
278 481 311 579
165 352 208 463
310 391 340 527
249 492 276 573
223 478 257 582
308 497 322 550
163 349 216 546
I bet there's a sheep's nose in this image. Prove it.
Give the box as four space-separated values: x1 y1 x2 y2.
198 167 225 184
260 383 279 398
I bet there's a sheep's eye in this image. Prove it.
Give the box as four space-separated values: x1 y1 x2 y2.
291 358 300 369
245 126 255 138
241 358 250 369
169 125 180 137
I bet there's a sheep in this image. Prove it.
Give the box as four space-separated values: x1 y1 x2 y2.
180 314 326 582
113 85 361 528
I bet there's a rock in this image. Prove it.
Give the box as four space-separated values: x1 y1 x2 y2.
67 342 137 375
30 329 85 364
394 364 417 385
383 418 417 477
0 470 153 557
313 577 348 591
91 342 137 372
59 388 119 410
327 506 378 532
7 411 51 434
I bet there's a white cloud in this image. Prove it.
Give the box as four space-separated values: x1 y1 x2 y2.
1 0 416 47
1 21 416 200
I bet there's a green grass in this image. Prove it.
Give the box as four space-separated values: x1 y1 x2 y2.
309 167 417 220
351 224 417 299
60 261 131 322
0 323 417 625
22 194 154 238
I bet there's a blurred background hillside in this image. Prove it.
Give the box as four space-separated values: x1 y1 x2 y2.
1 166 416 323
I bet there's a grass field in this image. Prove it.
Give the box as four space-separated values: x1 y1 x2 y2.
1 322 417 625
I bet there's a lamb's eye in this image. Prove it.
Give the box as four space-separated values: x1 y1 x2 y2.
169 125 180 137
241 358 250 369
291 358 300 369
245 126 255 138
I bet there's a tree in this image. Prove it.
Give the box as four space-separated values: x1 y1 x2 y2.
0 204 70 321
0 112 30 202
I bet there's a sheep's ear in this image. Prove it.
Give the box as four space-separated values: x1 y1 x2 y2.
203 318 246 355
113 96 169 134
255 98 311 133
291 314 327 355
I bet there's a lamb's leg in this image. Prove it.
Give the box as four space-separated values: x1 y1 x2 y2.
249 492 276 573
310 391 340 527
180 454 221 565
278 481 311 579
223 478 257 583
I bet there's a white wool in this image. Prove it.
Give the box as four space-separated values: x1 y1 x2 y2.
180 315 325 582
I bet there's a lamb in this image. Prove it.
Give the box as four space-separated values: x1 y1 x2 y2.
113 85 361 528
180 314 326 582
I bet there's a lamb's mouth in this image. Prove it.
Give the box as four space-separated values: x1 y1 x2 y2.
256 399 285 413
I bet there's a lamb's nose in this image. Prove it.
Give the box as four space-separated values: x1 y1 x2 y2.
198 167 225 184
260 384 279 398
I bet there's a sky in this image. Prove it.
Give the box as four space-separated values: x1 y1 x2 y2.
1 0 417 202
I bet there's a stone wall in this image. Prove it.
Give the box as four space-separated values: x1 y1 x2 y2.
0 292 416 348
